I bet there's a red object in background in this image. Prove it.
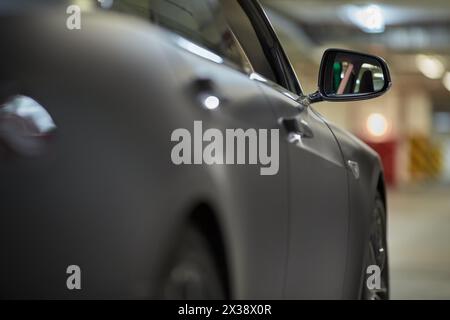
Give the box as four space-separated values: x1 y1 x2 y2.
364 140 397 186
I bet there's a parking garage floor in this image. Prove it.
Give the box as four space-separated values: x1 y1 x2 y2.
388 184 450 299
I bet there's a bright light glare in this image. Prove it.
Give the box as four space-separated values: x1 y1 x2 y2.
443 72 450 91
98 0 114 9
416 55 445 79
367 113 388 137
203 96 220 110
176 37 224 64
249 73 267 83
3 95 56 133
346 4 385 33
73 0 96 10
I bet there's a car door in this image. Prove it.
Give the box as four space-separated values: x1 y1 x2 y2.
260 85 350 299
231 1 351 299
115 0 290 299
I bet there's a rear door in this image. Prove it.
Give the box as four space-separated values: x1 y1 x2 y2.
115 0 290 299
230 1 350 298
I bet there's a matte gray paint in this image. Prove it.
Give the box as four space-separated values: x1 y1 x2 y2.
0 5 385 299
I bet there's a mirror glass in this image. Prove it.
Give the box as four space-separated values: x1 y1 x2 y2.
324 52 386 97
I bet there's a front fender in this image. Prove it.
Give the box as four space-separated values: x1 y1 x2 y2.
325 121 384 299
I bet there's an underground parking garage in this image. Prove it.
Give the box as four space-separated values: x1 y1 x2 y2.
1 0 450 307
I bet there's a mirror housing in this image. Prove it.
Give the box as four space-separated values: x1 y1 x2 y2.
310 49 392 103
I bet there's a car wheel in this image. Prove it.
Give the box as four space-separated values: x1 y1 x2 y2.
362 193 389 300
160 223 226 300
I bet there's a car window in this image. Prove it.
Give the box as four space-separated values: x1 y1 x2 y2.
108 0 252 72
220 0 277 84
221 0 303 95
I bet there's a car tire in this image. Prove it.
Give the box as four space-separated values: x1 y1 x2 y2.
361 192 390 300
160 223 226 300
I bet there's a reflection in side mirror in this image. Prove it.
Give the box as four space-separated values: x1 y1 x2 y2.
310 49 392 103
328 59 384 95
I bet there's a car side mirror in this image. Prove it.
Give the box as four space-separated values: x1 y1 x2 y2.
309 49 392 103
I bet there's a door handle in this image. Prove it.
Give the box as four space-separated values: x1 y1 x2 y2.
281 117 314 139
191 76 226 109
192 76 216 93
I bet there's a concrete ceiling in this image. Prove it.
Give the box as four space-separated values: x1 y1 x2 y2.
262 0 450 53
263 1 450 26
260 0 450 95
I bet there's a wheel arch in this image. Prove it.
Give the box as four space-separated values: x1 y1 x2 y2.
377 173 387 210
187 202 231 299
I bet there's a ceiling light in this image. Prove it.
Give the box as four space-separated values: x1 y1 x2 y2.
346 4 385 33
443 72 450 91
416 55 445 79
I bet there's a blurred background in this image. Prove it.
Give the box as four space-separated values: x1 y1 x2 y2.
261 0 450 299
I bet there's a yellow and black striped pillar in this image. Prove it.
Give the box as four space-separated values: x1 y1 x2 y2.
409 135 442 181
